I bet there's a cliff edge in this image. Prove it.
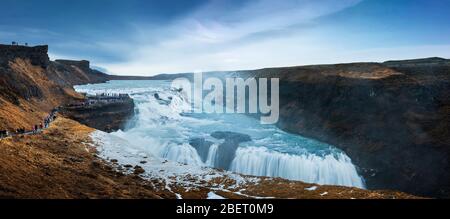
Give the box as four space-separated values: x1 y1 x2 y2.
0 44 110 131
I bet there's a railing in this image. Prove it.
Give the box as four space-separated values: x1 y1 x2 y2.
66 93 131 108
86 93 130 99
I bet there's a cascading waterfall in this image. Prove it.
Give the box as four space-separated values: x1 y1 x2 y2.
205 144 219 167
229 147 364 188
75 80 365 189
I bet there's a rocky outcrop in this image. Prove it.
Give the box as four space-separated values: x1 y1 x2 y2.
55 59 90 71
190 131 251 170
211 131 251 169
0 45 49 68
47 60 109 86
61 96 135 132
189 138 214 163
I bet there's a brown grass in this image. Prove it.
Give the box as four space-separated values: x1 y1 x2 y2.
0 58 83 131
0 117 173 199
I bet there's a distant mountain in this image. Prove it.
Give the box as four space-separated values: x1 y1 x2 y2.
384 57 450 67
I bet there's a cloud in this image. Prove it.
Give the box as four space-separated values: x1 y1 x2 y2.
96 0 363 75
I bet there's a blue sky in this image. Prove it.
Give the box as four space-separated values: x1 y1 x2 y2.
1 0 449 75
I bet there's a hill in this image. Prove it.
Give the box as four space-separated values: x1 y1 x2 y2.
0 44 111 131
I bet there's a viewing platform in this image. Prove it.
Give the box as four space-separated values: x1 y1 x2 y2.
61 93 135 132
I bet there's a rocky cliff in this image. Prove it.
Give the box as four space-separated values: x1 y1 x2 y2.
235 59 450 198
47 59 109 86
0 44 110 131
0 45 49 68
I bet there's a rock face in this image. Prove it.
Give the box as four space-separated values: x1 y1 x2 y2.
190 131 251 170
48 60 109 86
0 45 49 68
189 138 214 163
238 59 450 198
55 59 90 71
211 131 251 170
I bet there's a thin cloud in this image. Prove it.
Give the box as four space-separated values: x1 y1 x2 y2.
99 0 363 75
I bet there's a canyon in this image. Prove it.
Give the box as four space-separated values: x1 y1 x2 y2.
1 44 448 198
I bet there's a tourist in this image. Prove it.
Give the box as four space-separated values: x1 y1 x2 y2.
0 130 6 138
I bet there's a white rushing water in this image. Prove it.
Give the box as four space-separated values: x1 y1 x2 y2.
75 80 365 188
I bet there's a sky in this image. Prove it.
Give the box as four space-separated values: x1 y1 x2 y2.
1 0 449 76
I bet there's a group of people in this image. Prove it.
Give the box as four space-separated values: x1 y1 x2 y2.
0 108 58 139
0 130 8 138
91 93 129 98
44 108 58 128
66 93 130 108
15 128 27 134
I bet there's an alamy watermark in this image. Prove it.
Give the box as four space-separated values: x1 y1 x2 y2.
171 72 279 124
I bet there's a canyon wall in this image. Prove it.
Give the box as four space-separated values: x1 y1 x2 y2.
238 60 449 198
0 45 49 68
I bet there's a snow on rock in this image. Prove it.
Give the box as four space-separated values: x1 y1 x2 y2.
320 192 329 196
90 130 260 192
207 192 226 199
305 186 318 191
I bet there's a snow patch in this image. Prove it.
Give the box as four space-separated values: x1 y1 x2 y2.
305 186 318 191
207 192 225 199
90 130 260 193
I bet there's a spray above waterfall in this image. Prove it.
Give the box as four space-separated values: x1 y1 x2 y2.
171 72 280 124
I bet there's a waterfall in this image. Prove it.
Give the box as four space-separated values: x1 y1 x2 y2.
75 80 366 189
230 147 365 188
205 144 219 167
